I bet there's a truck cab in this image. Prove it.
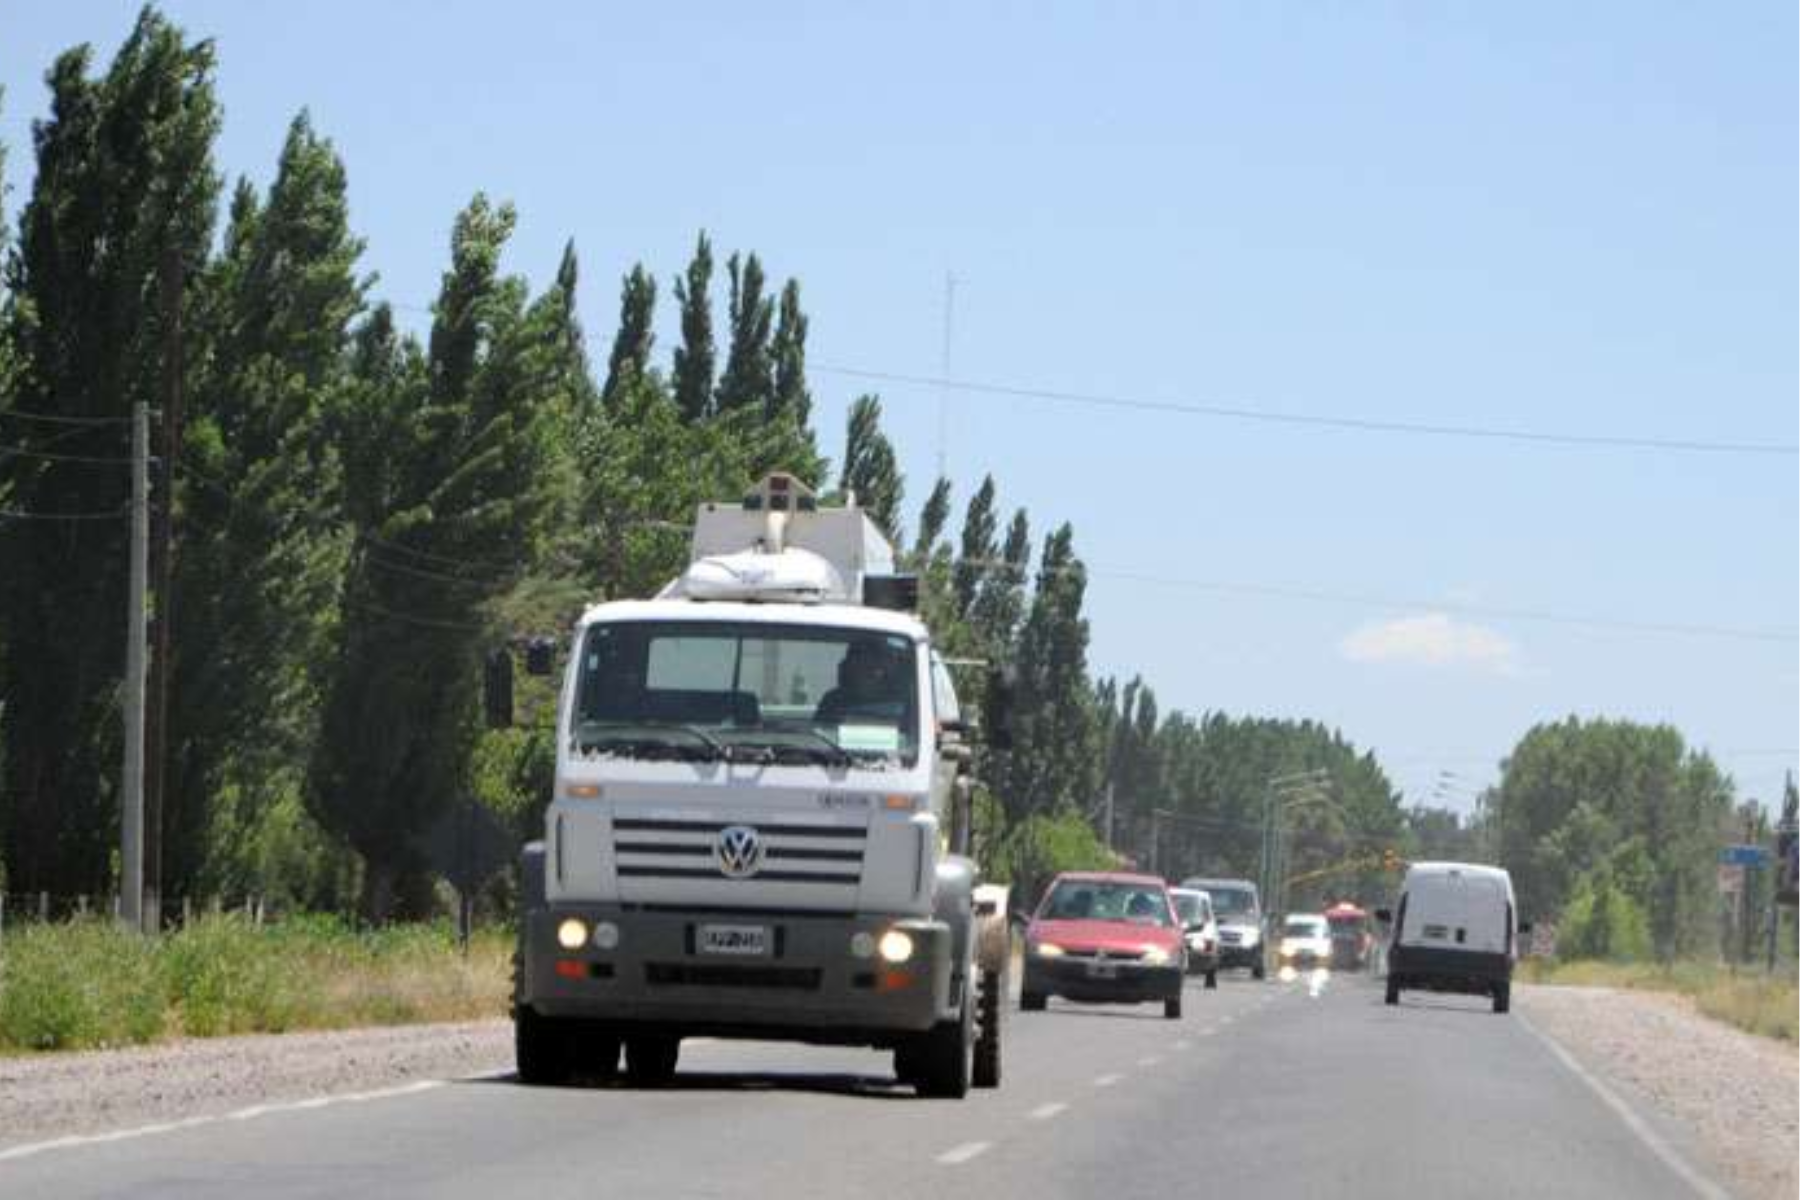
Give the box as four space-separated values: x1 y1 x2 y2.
512 475 1008 1096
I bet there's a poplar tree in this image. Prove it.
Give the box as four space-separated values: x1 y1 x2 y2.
770 278 811 425
913 477 953 561
953 475 998 618
716 251 773 415
0 11 220 895
602 263 655 408
166 112 365 896
308 195 570 918
670 232 715 422
841 393 903 540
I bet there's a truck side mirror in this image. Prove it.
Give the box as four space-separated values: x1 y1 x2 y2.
982 663 1018 751
1373 908 1393 924
524 637 556 677
483 648 514 729
1517 920 1534 935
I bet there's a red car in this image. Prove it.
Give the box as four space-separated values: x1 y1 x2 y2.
1020 872 1186 1019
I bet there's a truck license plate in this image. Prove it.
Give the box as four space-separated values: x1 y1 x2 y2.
697 924 769 957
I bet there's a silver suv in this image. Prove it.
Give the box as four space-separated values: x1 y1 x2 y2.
1180 877 1265 980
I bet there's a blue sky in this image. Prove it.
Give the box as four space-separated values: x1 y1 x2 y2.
3 2 1795 811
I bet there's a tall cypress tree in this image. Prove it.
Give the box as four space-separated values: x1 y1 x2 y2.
602 263 655 409
308 195 568 918
913 477 952 561
716 251 773 415
971 507 1031 651
165 111 365 898
670 232 714 422
0 12 220 895
840 393 904 540
953 475 998 618
769 278 811 425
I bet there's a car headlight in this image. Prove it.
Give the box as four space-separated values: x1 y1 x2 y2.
1238 929 1260 946
556 918 588 950
1142 946 1173 966
877 929 915 964
1030 941 1065 958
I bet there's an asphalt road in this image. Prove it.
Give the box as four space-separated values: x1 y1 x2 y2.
0 971 1723 1200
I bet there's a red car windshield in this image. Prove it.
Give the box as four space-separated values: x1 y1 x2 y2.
1040 881 1172 927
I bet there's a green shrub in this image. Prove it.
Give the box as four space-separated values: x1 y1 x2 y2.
1559 871 1653 961
161 914 314 1036
0 920 165 1050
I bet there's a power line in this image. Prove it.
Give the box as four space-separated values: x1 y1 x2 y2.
814 364 1799 458
0 441 142 464
0 505 126 521
0 408 134 427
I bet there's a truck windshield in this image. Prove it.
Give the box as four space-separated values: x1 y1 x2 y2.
572 621 919 766
1207 886 1258 918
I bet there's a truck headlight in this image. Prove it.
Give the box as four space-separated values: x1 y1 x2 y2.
1142 946 1173 966
556 918 589 950
878 929 915 964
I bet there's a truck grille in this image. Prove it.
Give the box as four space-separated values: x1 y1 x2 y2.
611 817 865 887
645 963 822 991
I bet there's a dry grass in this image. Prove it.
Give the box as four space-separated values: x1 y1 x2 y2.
1520 958 1798 1042
0 915 512 1053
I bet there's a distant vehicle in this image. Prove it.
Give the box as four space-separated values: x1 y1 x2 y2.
1379 862 1527 1014
1276 913 1331 968
1170 887 1220 989
1182 876 1264 979
1022 872 1187 1019
1324 901 1372 970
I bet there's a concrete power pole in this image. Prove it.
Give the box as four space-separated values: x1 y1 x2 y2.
120 401 150 932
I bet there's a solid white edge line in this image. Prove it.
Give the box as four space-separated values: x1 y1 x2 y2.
0 1080 446 1165
936 1141 993 1165
1515 1011 1728 1200
1028 1102 1068 1121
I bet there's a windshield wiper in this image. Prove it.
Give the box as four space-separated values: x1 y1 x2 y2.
722 727 853 768
574 720 727 762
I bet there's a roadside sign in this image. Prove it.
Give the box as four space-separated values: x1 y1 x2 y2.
1718 845 1770 867
1717 864 1745 894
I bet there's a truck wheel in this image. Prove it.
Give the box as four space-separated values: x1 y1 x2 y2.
1204 970 1218 991
973 965 1003 1089
1164 993 1183 1020
514 1007 571 1086
1385 978 1401 1006
1020 990 1047 1012
1251 960 1266 981
915 1001 972 1099
1492 983 1511 1015
624 1035 680 1087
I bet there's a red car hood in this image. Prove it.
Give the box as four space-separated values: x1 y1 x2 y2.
1028 918 1181 954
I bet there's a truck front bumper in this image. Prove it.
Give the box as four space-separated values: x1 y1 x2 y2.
518 905 957 1046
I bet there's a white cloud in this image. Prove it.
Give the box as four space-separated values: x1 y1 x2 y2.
1339 612 1520 676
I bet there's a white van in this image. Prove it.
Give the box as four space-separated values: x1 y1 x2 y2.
1377 862 1526 1014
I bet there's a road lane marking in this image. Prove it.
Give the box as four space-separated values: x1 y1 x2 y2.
1028 1102 1068 1121
1516 1012 1728 1200
0 1080 445 1165
1137 1055 1162 1067
1093 1073 1123 1088
1173 1039 1192 1051
936 1141 993 1165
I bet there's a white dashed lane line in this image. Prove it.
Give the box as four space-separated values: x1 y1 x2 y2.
936 1141 993 1165
1173 1039 1192 1051
1137 1055 1162 1067
1028 1103 1068 1121
1093 1073 1123 1088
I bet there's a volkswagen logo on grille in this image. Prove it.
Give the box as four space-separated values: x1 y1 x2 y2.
715 825 765 879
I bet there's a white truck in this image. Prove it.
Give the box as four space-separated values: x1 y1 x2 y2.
510 474 1010 1096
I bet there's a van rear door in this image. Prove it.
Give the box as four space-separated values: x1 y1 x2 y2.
1401 871 1508 955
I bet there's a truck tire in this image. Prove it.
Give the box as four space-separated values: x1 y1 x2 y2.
1251 960 1266 981
972 965 1003 1089
1385 977 1401 1006
514 1007 571 1086
1019 990 1047 1012
915 1001 972 1099
624 1035 680 1087
1204 970 1218 990
1492 983 1511 1015
1164 993 1183 1020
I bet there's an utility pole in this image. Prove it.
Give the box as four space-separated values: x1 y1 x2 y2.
144 248 184 934
1102 781 1114 852
120 400 150 933
1148 808 1162 875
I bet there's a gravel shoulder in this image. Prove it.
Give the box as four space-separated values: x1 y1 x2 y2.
0 1020 512 1151
1520 983 1799 1200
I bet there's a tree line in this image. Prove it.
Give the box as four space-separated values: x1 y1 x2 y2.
0 11 1771 956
